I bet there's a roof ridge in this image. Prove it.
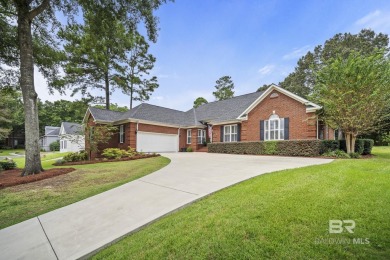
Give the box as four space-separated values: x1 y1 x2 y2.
194 91 263 108
137 103 186 113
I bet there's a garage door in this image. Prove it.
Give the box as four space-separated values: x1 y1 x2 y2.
137 131 179 153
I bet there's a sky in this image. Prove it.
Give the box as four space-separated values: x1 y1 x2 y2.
34 0 390 111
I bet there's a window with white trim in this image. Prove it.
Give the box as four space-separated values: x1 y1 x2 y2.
197 129 206 144
187 129 192 144
224 125 238 142
119 125 124 143
265 114 284 140
60 140 67 150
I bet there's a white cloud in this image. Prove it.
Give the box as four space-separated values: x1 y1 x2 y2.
354 10 390 34
282 45 311 60
258 64 275 75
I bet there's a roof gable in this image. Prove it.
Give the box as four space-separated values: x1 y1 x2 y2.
61 122 83 135
237 84 321 118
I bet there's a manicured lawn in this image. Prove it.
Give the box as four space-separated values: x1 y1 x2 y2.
0 149 25 156
93 147 390 259
0 156 170 229
12 152 70 169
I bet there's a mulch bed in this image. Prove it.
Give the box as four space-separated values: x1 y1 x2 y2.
0 168 76 189
53 154 160 166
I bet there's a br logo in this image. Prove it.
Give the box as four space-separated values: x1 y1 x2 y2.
329 220 355 234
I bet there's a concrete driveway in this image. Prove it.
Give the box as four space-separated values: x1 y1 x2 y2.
0 153 332 260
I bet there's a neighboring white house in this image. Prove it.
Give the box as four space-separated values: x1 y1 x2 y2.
59 122 85 153
40 126 60 152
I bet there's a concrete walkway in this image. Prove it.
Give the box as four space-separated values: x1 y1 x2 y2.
0 153 332 260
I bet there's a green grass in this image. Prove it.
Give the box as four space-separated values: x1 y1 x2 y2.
92 147 390 259
0 156 170 229
11 152 70 169
0 149 25 156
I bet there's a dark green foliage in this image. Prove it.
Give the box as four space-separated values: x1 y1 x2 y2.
362 139 374 155
213 76 235 101
0 160 17 170
63 151 88 162
320 140 339 153
186 147 193 152
49 141 60 152
193 97 208 108
209 139 374 157
208 140 323 157
354 139 365 155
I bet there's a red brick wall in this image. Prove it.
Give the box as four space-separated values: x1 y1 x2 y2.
245 91 317 141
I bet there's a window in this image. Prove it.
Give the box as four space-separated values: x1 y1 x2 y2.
119 125 124 143
197 129 206 144
187 129 192 144
265 114 284 140
60 140 67 150
224 125 238 142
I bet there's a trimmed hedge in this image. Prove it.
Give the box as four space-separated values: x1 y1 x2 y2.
208 138 375 157
208 140 323 157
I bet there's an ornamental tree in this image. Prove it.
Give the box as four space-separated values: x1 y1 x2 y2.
313 50 390 153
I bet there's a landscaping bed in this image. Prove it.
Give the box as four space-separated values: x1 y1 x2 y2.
0 168 76 188
54 154 160 166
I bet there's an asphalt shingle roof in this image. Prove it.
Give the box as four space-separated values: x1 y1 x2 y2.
88 91 265 126
45 127 60 136
62 122 83 135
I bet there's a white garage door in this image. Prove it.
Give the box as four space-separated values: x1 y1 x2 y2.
137 131 179 153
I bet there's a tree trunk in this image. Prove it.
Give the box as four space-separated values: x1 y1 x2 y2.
345 133 351 154
17 1 43 175
104 72 110 110
351 133 357 154
130 84 133 109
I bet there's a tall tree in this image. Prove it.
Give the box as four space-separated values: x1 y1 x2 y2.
280 29 389 98
58 9 130 110
193 97 208 108
213 76 235 101
313 50 390 153
117 33 158 109
1 0 169 175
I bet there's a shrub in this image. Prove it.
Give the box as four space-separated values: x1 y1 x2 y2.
0 160 17 170
362 139 374 155
63 151 88 162
56 159 65 165
102 148 128 159
186 147 193 152
320 140 339 153
50 140 60 151
334 149 350 158
0 146 11 150
350 152 361 159
338 139 374 154
208 140 323 157
354 139 365 155
127 147 137 157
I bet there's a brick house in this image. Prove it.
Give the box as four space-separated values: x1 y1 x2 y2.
83 84 334 157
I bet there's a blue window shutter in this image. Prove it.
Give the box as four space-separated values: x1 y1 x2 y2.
260 120 264 141
284 118 289 140
237 124 241 141
220 126 224 142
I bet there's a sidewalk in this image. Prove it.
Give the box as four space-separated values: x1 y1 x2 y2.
0 153 332 260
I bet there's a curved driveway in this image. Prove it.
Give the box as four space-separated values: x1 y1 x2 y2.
0 153 332 260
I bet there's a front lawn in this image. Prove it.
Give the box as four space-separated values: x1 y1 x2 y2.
93 147 390 259
11 152 70 169
0 149 25 156
0 156 170 229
